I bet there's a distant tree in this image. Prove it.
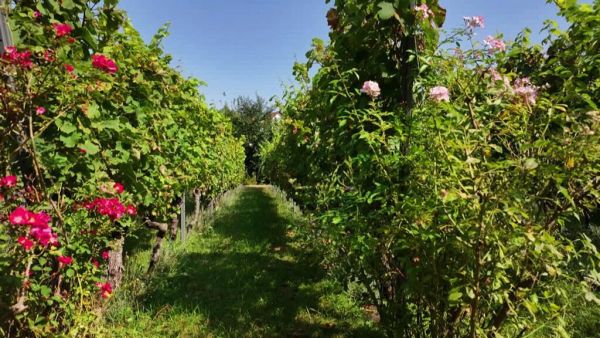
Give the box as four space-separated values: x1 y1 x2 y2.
221 95 276 179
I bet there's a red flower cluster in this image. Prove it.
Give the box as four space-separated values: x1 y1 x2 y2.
113 182 124 194
2 46 33 69
125 205 137 216
43 49 55 63
17 237 34 251
10 207 59 248
83 197 136 220
0 175 17 188
91 54 118 74
58 255 74 265
53 23 73 38
96 281 112 298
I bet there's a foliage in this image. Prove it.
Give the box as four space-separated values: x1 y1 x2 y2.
221 95 275 179
0 0 244 335
99 186 382 337
261 0 600 336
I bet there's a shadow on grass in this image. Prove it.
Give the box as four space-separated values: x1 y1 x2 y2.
137 186 382 337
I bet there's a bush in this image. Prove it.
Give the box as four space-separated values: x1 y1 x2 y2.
1 0 244 335
261 0 600 336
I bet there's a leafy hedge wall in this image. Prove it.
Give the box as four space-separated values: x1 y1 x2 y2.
261 0 600 336
0 0 244 335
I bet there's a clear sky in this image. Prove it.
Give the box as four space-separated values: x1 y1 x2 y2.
119 0 575 107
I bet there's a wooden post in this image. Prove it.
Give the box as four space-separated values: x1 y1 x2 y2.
180 193 186 241
193 188 203 229
0 7 13 50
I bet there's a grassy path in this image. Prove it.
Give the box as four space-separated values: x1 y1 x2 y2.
101 186 381 337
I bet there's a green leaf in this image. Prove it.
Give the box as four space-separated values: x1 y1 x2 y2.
81 27 99 50
377 2 395 20
87 104 101 119
40 285 52 298
80 141 100 155
62 0 76 9
448 289 463 302
60 133 81 148
523 158 539 170
59 122 77 134
92 119 123 132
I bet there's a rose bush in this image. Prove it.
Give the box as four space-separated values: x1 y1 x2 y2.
261 0 599 336
1 0 244 335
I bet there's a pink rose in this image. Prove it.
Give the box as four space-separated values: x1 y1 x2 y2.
463 16 485 29
360 81 381 98
484 36 506 53
513 78 538 105
415 4 434 19
429 86 450 102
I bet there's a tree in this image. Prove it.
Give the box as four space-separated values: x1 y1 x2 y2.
221 95 275 179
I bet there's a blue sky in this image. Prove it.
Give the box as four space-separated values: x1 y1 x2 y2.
119 0 573 107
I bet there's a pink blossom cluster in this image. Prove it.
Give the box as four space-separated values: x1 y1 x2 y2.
489 68 511 87
415 4 434 19
91 54 118 74
429 86 450 102
463 16 485 29
2 46 33 69
83 197 136 220
361 81 381 98
10 206 59 249
484 36 506 53
53 23 73 38
513 78 538 105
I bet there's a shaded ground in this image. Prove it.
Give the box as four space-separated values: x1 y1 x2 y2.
102 186 382 337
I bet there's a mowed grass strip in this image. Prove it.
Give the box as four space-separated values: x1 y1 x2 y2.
99 186 382 338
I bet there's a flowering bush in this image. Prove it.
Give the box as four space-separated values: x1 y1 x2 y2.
261 0 600 336
0 175 133 334
1 0 244 335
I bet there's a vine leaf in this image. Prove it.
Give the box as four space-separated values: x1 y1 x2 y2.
377 2 395 20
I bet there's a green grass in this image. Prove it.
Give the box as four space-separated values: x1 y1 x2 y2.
97 186 382 338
